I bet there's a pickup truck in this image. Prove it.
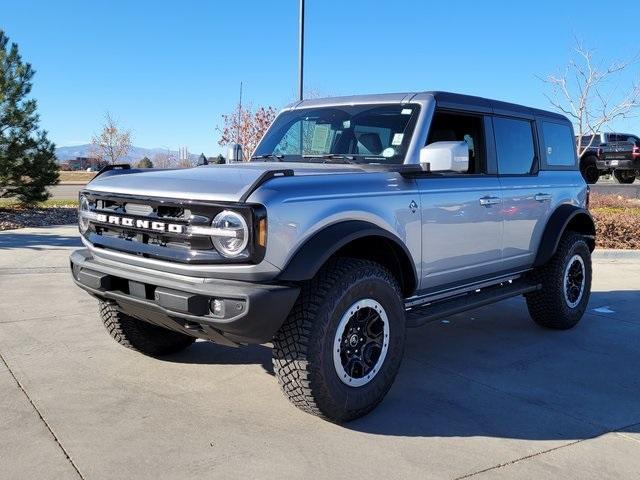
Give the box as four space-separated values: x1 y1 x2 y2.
578 132 640 183
70 91 595 422
599 136 640 184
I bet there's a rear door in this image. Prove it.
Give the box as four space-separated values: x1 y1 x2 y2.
495 116 551 271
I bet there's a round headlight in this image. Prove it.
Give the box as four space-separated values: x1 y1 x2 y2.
78 195 90 234
211 210 249 258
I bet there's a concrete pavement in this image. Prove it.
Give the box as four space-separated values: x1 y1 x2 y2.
1 226 640 479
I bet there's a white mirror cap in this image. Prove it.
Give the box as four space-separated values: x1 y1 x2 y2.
419 141 469 173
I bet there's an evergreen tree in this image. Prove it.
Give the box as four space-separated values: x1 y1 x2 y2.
136 156 153 168
0 30 58 205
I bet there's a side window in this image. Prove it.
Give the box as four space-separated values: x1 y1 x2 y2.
493 117 536 175
426 111 485 174
542 121 576 167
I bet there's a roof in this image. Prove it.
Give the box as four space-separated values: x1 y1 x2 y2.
286 90 568 122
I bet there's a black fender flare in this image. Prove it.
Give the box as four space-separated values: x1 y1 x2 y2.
534 205 596 267
278 220 417 294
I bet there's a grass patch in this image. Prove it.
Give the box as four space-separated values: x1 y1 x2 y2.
0 198 78 209
58 171 95 183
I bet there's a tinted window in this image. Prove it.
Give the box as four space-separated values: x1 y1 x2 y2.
580 134 600 147
493 117 535 175
427 111 486 174
542 122 575 166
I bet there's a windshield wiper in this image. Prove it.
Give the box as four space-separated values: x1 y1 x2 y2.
302 154 357 164
251 154 284 162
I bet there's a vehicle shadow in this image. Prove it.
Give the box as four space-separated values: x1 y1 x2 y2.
345 290 640 439
164 289 640 440
161 341 275 376
0 232 82 250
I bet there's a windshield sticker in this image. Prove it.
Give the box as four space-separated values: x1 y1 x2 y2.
311 124 331 152
342 120 351 129
382 147 395 158
391 133 404 146
401 108 412 115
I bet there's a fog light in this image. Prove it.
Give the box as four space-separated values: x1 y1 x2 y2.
210 299 225 317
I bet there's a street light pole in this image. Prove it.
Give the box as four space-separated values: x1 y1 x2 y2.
298 0 305 101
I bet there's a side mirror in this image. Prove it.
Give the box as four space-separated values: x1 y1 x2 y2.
227 143 244 163
419 141 469 173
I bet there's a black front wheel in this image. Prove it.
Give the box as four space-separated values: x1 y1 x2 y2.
99 301 195 356
272 258 406 422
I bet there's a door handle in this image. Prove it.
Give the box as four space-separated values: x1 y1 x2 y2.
534 193 552 202
479 196 501 206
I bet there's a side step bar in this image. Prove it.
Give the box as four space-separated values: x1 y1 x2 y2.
406 280 540 328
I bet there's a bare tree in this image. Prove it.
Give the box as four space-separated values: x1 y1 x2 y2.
152 151 176 169
90 113 132 164
540 40 640 158
217 104 277 160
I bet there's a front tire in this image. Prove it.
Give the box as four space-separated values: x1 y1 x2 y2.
613 169 636 184
99 301 195 356
272 258 406 422
525 233 592 330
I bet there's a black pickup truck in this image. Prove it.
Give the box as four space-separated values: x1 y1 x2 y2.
600 135 640 184
578 133 640 183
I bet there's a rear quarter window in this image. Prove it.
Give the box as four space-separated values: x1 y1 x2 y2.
542 121 576 168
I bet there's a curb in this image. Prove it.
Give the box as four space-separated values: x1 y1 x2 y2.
592 249 640 261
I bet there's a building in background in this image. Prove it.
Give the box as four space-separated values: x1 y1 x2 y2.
61 156 108 171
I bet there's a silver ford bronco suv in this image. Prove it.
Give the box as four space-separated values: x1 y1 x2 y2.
70 92 595 422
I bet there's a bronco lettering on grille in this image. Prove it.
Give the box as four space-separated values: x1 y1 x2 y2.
94 214 184 234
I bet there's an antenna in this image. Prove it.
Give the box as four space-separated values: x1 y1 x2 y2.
237 81 243 144
298 0 305 101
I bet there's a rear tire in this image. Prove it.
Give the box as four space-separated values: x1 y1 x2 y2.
99 301 195 356
613 169 636 184
525 233 592 330
272 258 406 422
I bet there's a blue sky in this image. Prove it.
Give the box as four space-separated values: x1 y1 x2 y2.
4 0 640 155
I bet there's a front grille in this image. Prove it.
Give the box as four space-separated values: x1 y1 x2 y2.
81 191 257 264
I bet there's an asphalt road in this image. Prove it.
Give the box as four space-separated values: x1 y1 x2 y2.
1 226 640 479
48 183 85 200
48 179 640 200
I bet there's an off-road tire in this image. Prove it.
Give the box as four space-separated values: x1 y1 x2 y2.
525 232 591 330
99 301 195 356
613 169 636 184
272 257 406 422
580 157 599 184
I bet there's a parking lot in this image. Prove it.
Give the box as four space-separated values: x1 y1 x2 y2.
1 226 640 479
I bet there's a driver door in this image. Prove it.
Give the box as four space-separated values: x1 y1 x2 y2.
415 111 503 291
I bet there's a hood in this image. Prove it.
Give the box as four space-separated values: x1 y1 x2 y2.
85 162 367 202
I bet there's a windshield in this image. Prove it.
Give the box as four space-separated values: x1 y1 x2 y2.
253 104 420 164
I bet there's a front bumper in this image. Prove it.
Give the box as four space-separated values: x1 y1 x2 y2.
70 249 300 345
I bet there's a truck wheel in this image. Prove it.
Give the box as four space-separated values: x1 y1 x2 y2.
272 258 406 422
99 301 195 356
581 162 599 184
525 233 592 330
613 170 636 184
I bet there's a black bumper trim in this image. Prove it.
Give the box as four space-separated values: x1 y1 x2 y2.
70 249 300 345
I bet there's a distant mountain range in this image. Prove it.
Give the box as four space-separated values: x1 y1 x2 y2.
55 144 202 164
